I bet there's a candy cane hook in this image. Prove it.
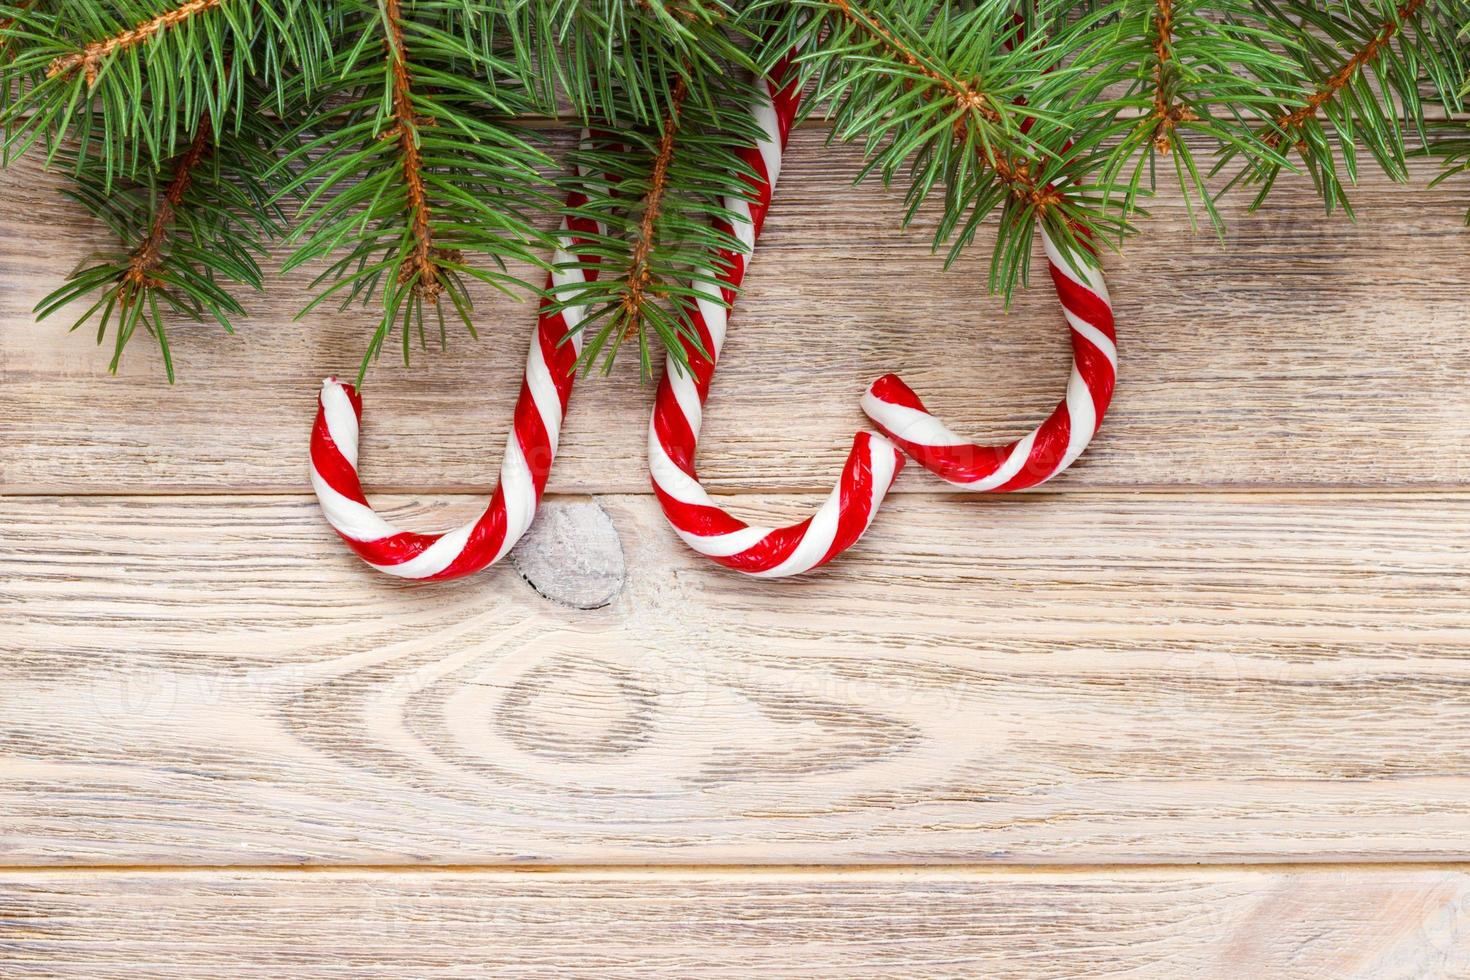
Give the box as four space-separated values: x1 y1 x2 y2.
861 231 1117 491
649 58 905 577
309 135 607 580
864 11 1118 492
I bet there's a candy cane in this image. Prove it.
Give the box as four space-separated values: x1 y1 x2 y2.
649 58 905 578
864 11 1117 491
860 231 1117 491
308 135 607 580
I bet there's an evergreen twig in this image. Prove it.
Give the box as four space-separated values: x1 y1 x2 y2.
383 0 452 306
33 93 286 381
1216 0 1464 214
275 0 555 382
621 77 689 338
47 0 223 87
1145 0 1196 153
122 111 214 295
1267 0 1426 149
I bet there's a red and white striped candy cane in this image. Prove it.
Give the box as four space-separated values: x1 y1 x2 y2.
860 230 1116 491
308 137 606 580
863 12 1117 492
649 58 905 578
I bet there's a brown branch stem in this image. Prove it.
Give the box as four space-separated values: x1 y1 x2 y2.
620 76 689 335
1147 0 1197 152
121 113 213 301
383 0 451 303
48 0 223 86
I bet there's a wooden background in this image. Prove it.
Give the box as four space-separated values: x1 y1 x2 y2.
3 124 1470 976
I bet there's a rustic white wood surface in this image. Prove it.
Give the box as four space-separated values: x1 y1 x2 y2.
2 868 1468 978
4 491 1468 866
3 124 1470 973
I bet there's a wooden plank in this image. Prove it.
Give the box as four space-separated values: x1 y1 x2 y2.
1 867 1467 977
3 491 1468 865
4 131 1469 494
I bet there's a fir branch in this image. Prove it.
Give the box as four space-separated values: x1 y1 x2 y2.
47 0 223 87
383 0 451 306
122 111 214 296
508 0 754 126
1214 0 1463 215
621 76 689 337
1265 0 1425 151
276 0 556 381
549 66 766 377
34 99 286 380
7 0 1470 381
2 0 329 183
1145 0 1197 153
825 0 1074 215
1098 0 1298 233
829 0 1002 124
823 0 1059 209
754 0 1133 294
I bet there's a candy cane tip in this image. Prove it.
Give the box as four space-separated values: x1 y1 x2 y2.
857 431 906 473
863 373 928 412
317 377 364 419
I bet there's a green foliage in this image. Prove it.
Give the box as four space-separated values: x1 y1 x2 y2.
506 0 757 125
33 106 285 380
548 60 766 377
755 0 1137 293
1212 0 1467 217
0 0 328 181
272 0 555 382
1097 0 1301 232
2 0 1469 380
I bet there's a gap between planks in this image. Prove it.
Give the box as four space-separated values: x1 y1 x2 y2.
5 488 1470 499
2 862 1470 878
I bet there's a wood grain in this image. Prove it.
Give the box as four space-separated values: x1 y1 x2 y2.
3 129 1469 494
5 117 1470 968
4 491 1468 865
1 867 1467 977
